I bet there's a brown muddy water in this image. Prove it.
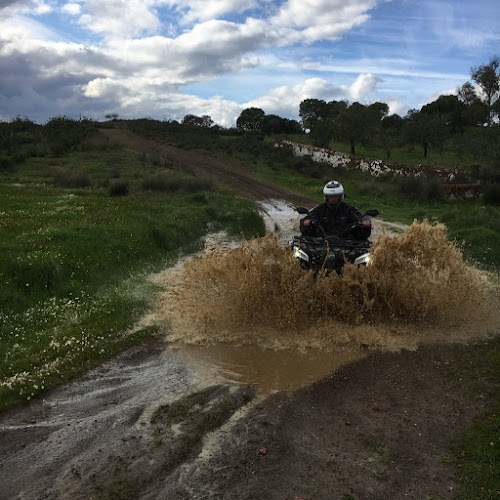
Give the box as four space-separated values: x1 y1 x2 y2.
172 342 366 394
154 199 499 393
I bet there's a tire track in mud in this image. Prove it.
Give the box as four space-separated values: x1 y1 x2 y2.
0 344 256 500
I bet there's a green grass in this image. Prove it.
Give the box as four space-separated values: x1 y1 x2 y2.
0 141 265 411
327 139 463 169
452 339 500 500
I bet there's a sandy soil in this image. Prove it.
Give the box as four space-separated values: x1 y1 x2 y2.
0 130 496 500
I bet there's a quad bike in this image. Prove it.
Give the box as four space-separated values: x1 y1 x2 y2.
289 207 379 275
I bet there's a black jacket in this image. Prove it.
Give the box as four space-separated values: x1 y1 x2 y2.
300 201 369 239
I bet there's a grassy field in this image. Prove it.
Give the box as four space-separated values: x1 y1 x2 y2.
0 137 265 410
267 127 500 175
119 120 500 267
449 338 500 500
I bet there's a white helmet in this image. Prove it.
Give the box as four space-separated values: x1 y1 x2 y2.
323 180 344 203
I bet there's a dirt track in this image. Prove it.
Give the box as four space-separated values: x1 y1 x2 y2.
100 129 316 206
0 130 496 500
0 342 495 500
99 128 404 238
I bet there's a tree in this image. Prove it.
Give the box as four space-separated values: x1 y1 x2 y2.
298 99 349 145
458 82 478 107
421 95 468 133
457 82 489 126
105 113 119 121
403 110 447 157
471 56 500 125
367 102 389 121
334 102 388 155
379 114 403 159
201 115 214 128
236 108 265 132
261 114 301 134
182 114 214 127
299 99 329 132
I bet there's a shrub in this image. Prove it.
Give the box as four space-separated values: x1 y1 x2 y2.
191 192 209 204
141 174 213 193
109 180 129 197
11 152 28 164
53 169 91 188
397 176 445 202
181 177 214 193
483 183 500 205
141 174 171 191
0 156 17 172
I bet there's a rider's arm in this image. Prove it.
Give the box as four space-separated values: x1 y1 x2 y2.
348 206 371 239
300 206 320 235
348 206 364 223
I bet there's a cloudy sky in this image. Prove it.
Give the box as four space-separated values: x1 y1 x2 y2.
0 0 499 126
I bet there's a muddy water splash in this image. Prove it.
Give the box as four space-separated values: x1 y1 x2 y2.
158 220 498 353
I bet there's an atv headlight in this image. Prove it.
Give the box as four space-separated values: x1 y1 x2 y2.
354 252 371 266
293 246 310 262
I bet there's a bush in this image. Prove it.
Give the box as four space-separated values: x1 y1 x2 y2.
483 184 500 205
141 174 213 193
191 192 209 204
141 174 171 191
53 169 91 188
0 156 17 172
149 225 183 251
397 176 445 202
109 180 129 197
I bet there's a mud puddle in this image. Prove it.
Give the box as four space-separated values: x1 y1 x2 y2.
154 199 370 394
172 342 366 394
158 200 499 357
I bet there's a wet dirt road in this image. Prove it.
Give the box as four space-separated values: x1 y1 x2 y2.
0 200 376 500
1 132 497 499
2 341 494 500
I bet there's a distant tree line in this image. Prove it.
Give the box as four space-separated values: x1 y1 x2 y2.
0 116 95 171
292 56 500 168
228 57 500 169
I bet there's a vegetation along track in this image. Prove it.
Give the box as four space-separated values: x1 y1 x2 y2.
100 128 316 206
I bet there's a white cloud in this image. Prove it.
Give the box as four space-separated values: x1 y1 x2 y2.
344 73 382 101
175 0 259 24
58 0 382 45
244 74 383 118
2 0 474 126
418 87 457 108
386 98 408 116
0 0 51 15
0 14 63 42
78 0 162 38
271 0 378 42
61 3 81 15
100 19 271 85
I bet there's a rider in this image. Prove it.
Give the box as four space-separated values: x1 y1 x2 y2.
300 180 372 239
